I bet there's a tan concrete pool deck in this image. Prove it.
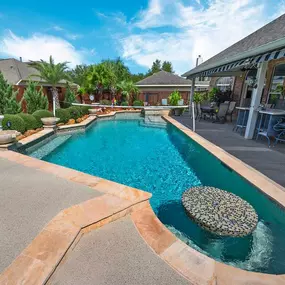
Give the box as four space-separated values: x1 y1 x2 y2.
1 111 285 284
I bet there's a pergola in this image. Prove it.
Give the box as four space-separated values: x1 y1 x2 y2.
182 14 285 139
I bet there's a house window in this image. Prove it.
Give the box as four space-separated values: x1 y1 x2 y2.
215 77 233 92
268 64 285 108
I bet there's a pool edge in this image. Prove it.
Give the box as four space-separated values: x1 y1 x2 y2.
163 115 285 209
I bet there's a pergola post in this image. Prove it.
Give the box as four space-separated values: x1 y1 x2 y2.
189 77 196 117
245 61 268 139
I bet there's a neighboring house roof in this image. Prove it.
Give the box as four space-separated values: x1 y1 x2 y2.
136 71 192 86
183 14 285 78
0 58 73 86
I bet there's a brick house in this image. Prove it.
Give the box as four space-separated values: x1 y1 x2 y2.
136 71 209 105
183 13 285 139
0 58 72 111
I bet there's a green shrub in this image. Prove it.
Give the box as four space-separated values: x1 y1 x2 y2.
2 114 25 133
32 109 53 127
168 90 182 106
99 99 111 105
17 113 38 130
63 85 76 108
66 106 81 119
23 81 48 114
55 108 70 123
133 100 144 106
121 101 129 106
76 106 89 116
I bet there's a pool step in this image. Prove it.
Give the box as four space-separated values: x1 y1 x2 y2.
29 135 72 159
140 116 168 129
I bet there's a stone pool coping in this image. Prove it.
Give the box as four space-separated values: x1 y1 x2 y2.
131 203 285 285
0 150 151 284
163 115 285 208
1 111 285 284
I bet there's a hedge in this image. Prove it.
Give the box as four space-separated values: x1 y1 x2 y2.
99 99 111 105
2 114 26 134
17 113 39 130
32 109 53 127
133 100 144 106
121 101 129 106
76 106 89 116
66 106 81 120
55 108 70 124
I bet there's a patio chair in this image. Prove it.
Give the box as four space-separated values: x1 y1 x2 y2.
212 103 229 124
226 101 236 122
273 117 285 145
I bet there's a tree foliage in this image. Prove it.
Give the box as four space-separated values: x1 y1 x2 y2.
0 71 21 114
29 56 70 109
23 81 48 114
162 61 174 73
147 59 175 75
68 64 90 86
64 83 76 108
117 81 139 103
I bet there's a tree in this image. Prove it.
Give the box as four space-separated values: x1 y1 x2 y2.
117 81 139 104
68 64 91 86
29 56 70 115
101 58 131 83
87 63 116 96
130 73 146 83
64 83 77 108
0 71 21 114
148 59 162 75
23 81 48 114
162 61 174 73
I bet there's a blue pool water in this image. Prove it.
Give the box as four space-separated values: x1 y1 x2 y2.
28 114 285 274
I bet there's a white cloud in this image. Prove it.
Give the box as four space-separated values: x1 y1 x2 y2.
121 0 280 74
52 25 64 31
0 30 87 67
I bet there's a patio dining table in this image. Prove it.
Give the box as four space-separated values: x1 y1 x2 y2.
200 106 216 120
256 109 285 146
233 107 250 134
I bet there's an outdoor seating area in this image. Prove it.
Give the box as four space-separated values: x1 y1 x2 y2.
194 100 285 147
233 107 285 147
196 100 236 123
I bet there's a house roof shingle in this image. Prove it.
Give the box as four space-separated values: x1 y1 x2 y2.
0 58 41 84
0 58 74 86
136 70 191 86
183 13 285 78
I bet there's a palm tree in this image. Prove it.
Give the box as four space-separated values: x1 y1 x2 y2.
117 81 139 104
29 56 70 115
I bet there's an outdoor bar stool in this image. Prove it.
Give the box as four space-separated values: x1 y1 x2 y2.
273 117 285 145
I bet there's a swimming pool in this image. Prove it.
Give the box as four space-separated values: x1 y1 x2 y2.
28 114 285 274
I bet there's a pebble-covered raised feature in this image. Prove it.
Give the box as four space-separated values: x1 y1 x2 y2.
182 186 258 237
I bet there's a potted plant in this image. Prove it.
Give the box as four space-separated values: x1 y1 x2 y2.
168 91 182 116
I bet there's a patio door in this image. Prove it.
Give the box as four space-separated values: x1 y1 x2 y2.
240 69 257 107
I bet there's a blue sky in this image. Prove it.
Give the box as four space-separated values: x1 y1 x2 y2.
0 0 285 75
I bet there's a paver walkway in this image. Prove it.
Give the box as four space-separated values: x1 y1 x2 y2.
48 216 191 285
174 115 285 187
0 156 102 273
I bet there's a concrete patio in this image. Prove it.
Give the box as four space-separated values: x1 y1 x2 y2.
0 157 102 273
174 114 285 187
0 152 191 284
48 217 190 285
